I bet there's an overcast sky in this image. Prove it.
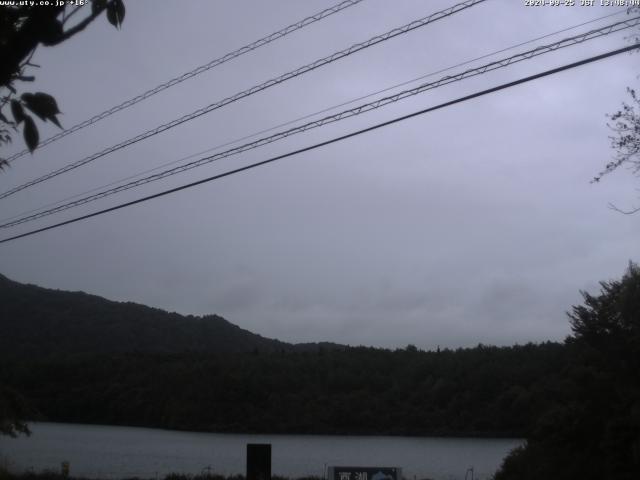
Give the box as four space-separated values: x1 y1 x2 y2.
1 0 639 349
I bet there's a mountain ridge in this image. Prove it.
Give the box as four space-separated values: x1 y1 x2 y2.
0 273 341 358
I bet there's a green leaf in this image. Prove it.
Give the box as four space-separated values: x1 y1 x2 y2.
92 0 108 15
49 115 62 129
10 100 25 124
23 115 39 153
106 0 125 29
21 92 62 128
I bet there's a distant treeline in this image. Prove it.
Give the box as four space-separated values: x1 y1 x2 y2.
1 343 566 438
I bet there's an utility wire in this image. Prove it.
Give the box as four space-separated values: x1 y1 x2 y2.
4 0 366 163
0 0 486 200
2 15 637 229
1 9 623 226
1 43 638 245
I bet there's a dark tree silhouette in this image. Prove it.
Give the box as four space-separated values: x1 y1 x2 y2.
0 385 33 437
569 261 640 343
0 0 125 168
594 7 640 213
495 263 640 480
0 1 125 435
594 87 640 214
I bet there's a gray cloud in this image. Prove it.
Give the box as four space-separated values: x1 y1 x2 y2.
1 0 638 350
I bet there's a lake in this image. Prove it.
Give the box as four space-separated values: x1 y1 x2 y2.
0 423 522 480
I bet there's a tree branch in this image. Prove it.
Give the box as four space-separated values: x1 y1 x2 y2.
607 202 640 215
62 5 85 26
50 3 110 45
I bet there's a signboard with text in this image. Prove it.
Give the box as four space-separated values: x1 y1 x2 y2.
328 466 401 480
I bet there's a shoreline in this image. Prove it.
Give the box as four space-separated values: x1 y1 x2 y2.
17 421 525 441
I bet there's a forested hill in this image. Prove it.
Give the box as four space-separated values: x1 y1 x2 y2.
2 266 639 478
0 273 569 438
0 273 306 358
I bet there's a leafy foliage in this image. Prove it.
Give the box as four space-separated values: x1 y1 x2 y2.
593 7 640 212
495 263 640 479
595 88 640 189
106 0 125 29
0 1 125 164
21 93 62 128
22 115 38 153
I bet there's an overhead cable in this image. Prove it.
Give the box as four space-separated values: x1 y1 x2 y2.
2 15 638 229
0 0 486 200
0 11 626 224
2 8 623 225
4 0 366 163
1 43 638 245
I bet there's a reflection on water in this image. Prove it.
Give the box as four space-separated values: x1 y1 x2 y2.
0 423 522 480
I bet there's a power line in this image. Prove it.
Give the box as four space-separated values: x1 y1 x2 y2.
1 43 637 245
4 0 366 163
3 15 635 227
1 9 623 226
0 0 486 200
2 15 637 229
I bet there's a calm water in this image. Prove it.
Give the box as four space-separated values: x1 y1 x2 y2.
0 423 522 480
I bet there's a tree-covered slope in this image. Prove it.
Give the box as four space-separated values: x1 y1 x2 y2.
0 273 291 358
0 274 571 438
